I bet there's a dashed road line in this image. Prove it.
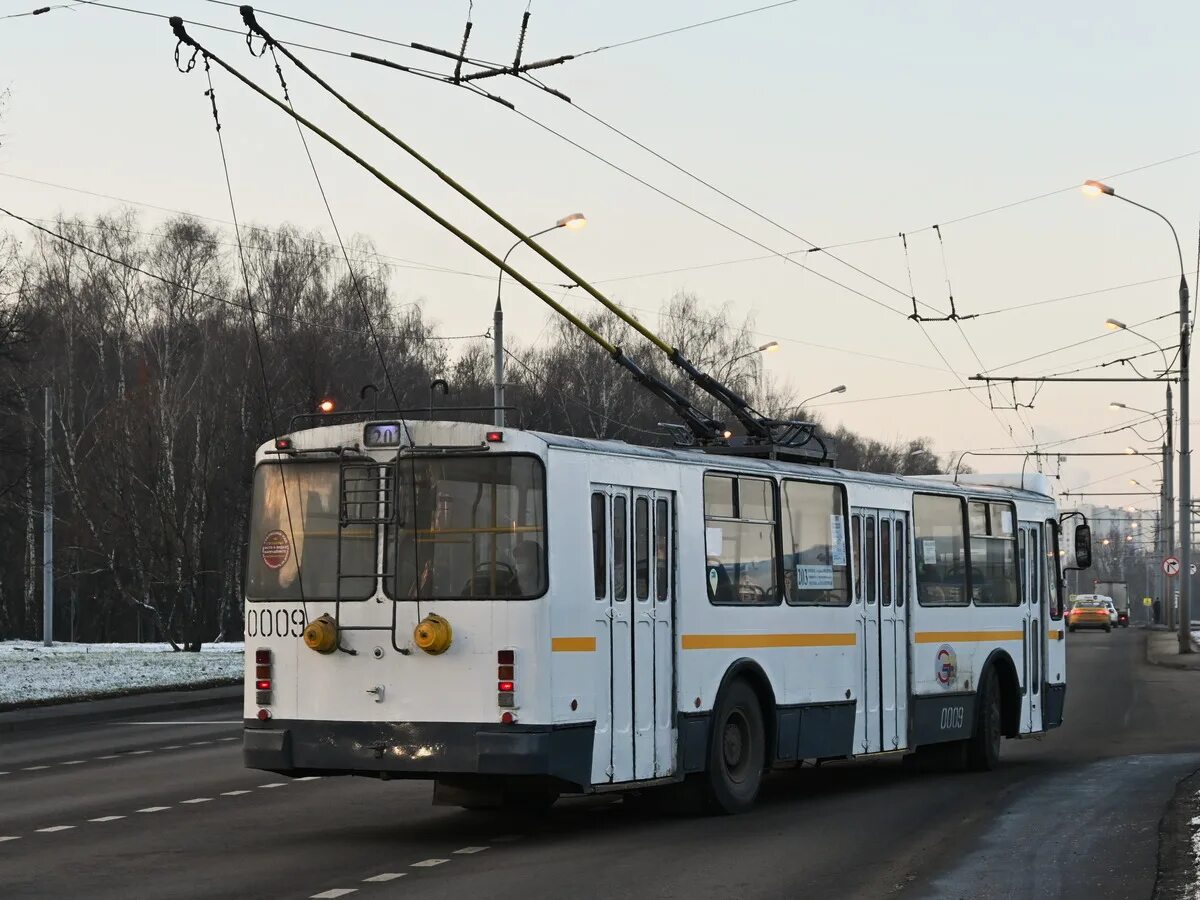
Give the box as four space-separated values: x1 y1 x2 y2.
125 750 153 756
136 806 170 814
89 816 125 823
295 776 323 781
36 826 75 833
218 736 239 742
95 755 120 760
59 760 86 766
0 836 21 843
454 846 489 854
160 745 184 750
310 890 358 899
22 765 49 771
0 771 9 776
259 782 286 789
410 858 449 867
221 790 251 796
189 741 213 746
362 873 405 883
180 798 212 804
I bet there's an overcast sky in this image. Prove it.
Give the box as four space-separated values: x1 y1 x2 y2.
3 0 1198 523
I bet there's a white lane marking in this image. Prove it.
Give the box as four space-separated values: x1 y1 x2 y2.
36 826 75 833
310 890 358 899
221 790 251 796
189 741 213 746
0 771 8 776
59 760 86 766
294 776 322 781
122 721 240 726
95 755 120 760
362 873 405 883
218 736 239 742
89 816 125 823
0 836 21 842
22 766 49 771
180 798 212 804
136 806 170 813
410 859 449 867
160 745 185 750
125 750 153 756
454 846 489 854
258 782 286 789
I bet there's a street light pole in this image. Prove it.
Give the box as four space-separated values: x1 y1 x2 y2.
1085 180 1191 652
493 213 586 426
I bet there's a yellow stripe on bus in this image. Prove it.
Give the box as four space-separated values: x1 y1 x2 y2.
551 637 597 652
913 630 1024 643
681 633 857 650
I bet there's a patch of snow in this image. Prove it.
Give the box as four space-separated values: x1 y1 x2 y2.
0 641 243 708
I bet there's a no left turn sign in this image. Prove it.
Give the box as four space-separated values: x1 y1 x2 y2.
1163 556 1181 577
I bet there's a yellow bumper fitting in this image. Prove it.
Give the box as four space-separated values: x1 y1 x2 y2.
302 613 338 654
414 613 453 655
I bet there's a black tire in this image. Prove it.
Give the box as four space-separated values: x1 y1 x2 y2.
966 666 1002 771
698 679 766 814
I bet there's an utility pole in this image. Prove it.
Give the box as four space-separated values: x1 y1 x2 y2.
42 386 53 648
1164 384 1175 629
493 298 505 427
1178 273 1192 653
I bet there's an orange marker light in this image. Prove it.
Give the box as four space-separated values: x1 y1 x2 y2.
318 399 335 414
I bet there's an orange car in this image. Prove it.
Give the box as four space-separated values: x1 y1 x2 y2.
1068 599 1112 633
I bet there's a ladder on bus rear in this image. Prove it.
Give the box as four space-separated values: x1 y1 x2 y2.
332 456 398 648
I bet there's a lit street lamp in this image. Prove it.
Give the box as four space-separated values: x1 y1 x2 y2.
1085 179 1192 653
797 384 848 408
494 213 586 426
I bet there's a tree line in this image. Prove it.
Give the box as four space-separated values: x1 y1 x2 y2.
0 211 946 646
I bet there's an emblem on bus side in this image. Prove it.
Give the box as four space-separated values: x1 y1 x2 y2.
934 644 957 688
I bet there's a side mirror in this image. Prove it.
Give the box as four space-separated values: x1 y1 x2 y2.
1074 523 1092 569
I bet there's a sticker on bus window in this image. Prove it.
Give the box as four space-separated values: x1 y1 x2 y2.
706 526 723 555
261 530 291 570
796 565 834 589
922 539 937 565
830 515 846 565
1000 509 1014 534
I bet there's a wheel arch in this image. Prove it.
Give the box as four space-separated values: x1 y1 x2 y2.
713 658 779 764
981 648 1021 739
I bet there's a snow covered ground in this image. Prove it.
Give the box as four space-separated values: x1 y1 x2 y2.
0 641 243 708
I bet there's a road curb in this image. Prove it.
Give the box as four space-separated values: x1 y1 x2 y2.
1144 632 1200 670
0 681 243 734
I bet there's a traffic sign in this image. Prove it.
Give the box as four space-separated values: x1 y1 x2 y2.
1163 556 1181 577
1143 596 1153 607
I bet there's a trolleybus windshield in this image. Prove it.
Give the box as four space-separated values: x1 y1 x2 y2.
386 455 546 600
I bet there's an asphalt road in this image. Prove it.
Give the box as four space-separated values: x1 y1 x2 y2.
1 630 1197 900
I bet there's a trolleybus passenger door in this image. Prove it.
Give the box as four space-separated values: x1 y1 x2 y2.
853 509 883 754
878 511 910 751
590 490 615 784
1018 523 1043 733
630 490 674 780
609 490 635 782
650 494 675 778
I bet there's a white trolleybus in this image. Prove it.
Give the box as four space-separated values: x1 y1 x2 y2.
242 416 1092 813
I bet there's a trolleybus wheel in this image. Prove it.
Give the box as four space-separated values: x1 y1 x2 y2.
700 679 765 814
966 667 1002 771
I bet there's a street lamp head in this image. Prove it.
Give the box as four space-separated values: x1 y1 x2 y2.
830 384 847 394
557 212 587 230
757 341 781 353
1082 179 1115 197
1124 446 1137 455
1109 401 1127 410
1104 318 1127 331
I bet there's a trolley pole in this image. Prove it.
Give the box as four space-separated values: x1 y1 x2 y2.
42 386 53 648
493 298 504 428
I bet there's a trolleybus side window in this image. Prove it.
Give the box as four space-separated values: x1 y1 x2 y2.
591 492 606 601
704 473 779 605
896 520 907 606
969 500 1019 606
913 494 969 607
247 462 376 601
880 521 892 606
635 497 650 601
781 480 850 606
385 455 547 600
865 516 877 604
655 498 670 603
614 496 628 602
851 514 862 600
1045 520 1064 620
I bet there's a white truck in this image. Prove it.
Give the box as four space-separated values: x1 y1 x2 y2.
1092 581 1130 626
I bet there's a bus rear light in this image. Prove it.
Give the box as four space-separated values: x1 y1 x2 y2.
497 649 514 665
255 665 271 679
498 681 515 693
255 649 272 664
256 691 272 705
500 711 517 725
498 692 515 708
256 679 271 691
497 649 516 708
486 431 504 443
274 438 292 451
498 665 514 680
257 708 272 721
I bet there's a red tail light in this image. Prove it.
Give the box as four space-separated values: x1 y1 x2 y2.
255 679 271 691
497 649 516 709
255 647 273 708
498 681 515 693
486 431 504 443
500 711 516 725
257 708 271 721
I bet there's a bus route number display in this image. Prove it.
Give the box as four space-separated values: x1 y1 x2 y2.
364 422 404 448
